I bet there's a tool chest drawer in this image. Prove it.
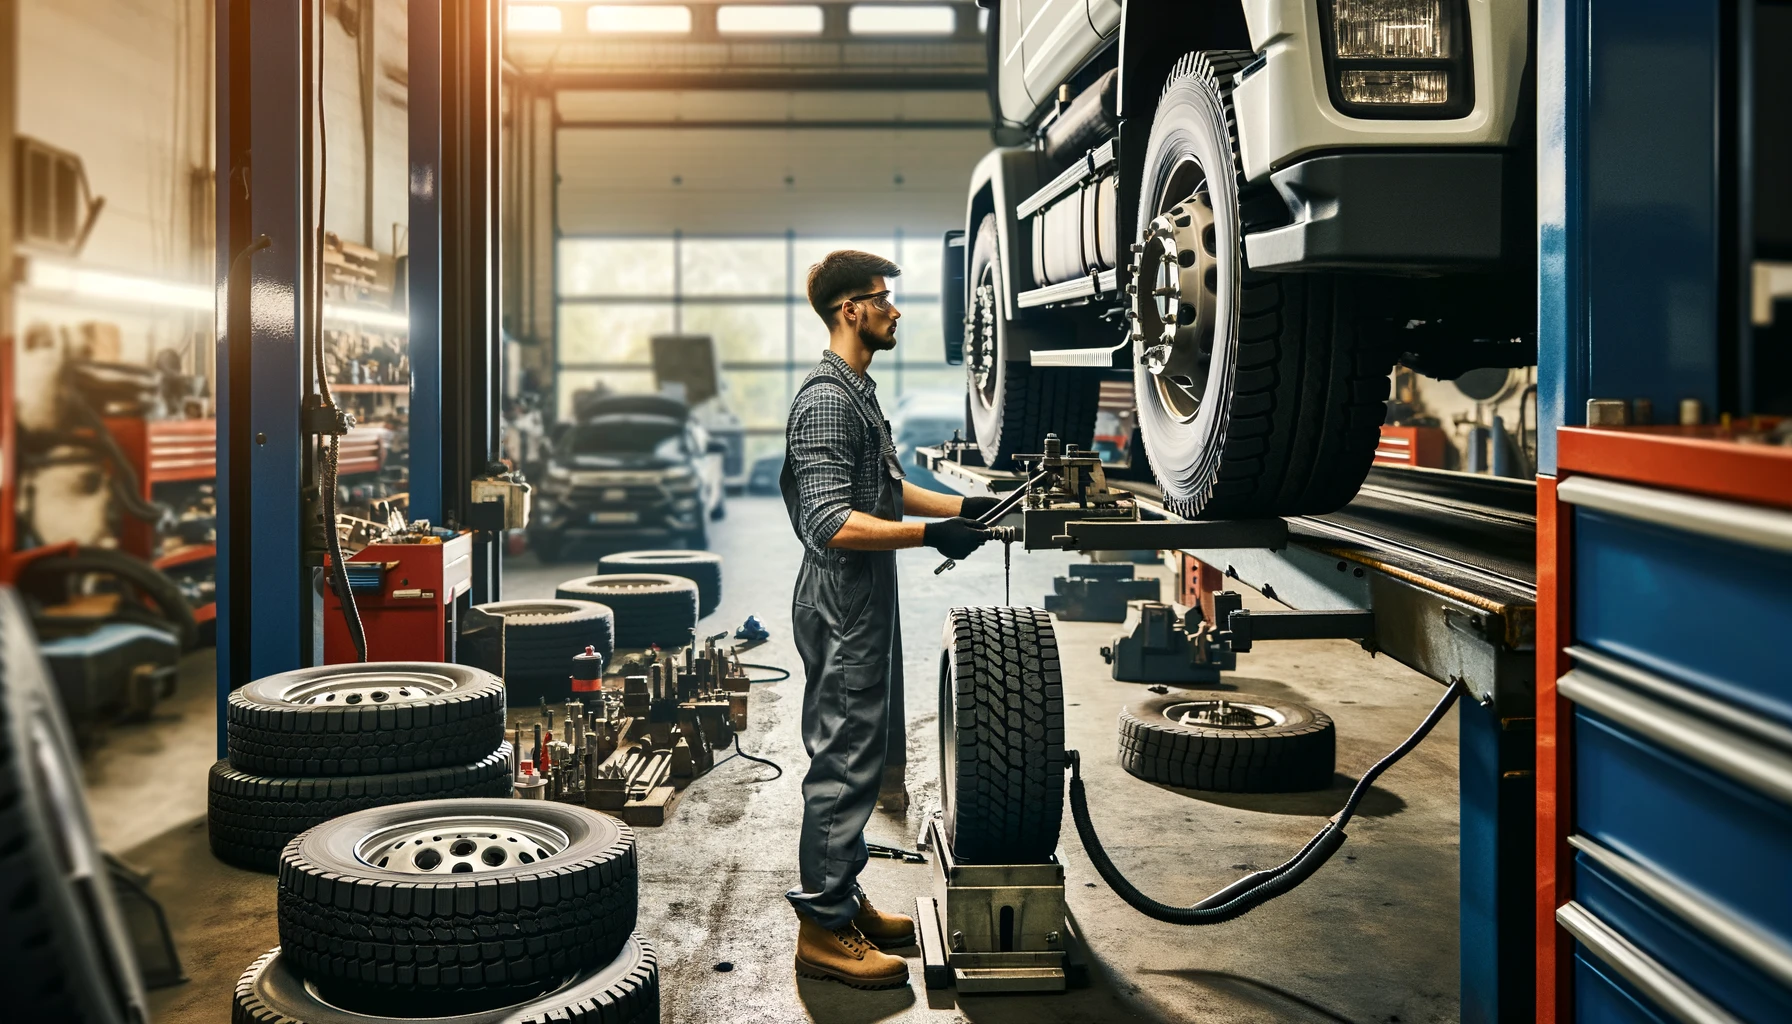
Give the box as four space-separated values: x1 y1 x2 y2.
1570 705 1792 943
1571 850 1792 1021
1568 490 1792 730
1573 952 1679 1024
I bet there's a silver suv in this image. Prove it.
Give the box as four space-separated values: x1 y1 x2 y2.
950 1 1533 517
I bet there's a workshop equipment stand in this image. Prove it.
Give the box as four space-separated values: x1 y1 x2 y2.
914 815 1087 995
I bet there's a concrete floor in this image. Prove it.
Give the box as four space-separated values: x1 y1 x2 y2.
96 495 1460 1023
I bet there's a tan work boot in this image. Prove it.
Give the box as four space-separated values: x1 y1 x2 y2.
794 917 910 990
853 893 916 949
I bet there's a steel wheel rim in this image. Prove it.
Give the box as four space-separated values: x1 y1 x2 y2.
1131 156 1221 424
276 669 459 707
1162 699 1284 730
356 814 572 875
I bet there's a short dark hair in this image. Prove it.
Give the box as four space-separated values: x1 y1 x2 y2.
806 250 901 327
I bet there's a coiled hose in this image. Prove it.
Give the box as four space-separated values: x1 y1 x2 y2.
1068 679 1467 925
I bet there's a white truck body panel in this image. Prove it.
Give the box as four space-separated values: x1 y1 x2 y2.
1021 0 1104 107
1233 0 1529 181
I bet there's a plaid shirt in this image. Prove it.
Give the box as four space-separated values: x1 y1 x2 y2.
786 351 897 555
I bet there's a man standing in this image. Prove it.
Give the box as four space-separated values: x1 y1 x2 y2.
780 250 1001 988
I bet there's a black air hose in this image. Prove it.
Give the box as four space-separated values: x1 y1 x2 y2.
1069 679 1466 925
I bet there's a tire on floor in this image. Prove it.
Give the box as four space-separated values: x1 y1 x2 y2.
1118 692 1335 793
556 574 698 650
939 606 1066 863
232 934 659 1024
0 590 151 1024
275 798 638 997
225 663 506 776
597 550 723 619
476 599 615 705
206 746 513 873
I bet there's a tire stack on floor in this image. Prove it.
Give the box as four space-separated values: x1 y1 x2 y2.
474 599 616 705
208 664 514 872
596 550 723 619
231 798 659 1023
557 572 699 650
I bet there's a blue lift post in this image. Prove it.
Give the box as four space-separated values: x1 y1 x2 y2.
216 0 502 752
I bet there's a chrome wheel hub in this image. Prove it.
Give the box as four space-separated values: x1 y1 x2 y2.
1129 180 1220 422
969 266 1000 401
1165 699 1282 730
278 670 457 707
356 815 570 874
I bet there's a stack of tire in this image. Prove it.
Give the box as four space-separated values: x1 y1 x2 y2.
474 599 616 705
596 550 723 619
208 663 514 872
557 572 699 650
231 798 658 1023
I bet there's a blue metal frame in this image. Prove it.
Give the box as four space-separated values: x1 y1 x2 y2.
1538 0 1728 473
408 0 444 530
1460 699 1536 1024
215 0 310 752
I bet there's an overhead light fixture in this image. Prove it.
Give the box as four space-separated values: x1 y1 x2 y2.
716 5 824 35
23 256 410 330
507 4 564 34
588 5 692 33
849 5 956 35
21 257 211 312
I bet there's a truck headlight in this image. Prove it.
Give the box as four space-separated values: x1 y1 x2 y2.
1319 0 1469 118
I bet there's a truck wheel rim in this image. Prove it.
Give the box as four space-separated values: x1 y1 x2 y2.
274 669 459 707
355 814 571 874
1163 699 1283 730
1131 158 1220 424
969 263 1000 404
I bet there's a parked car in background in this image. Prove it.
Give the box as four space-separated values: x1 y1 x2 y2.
746 452 783 496
528 394 725 559
891 393 966 494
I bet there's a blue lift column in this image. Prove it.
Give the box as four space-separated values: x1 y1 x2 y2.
410 0 504 606
215 1 501 751
214 0 311 752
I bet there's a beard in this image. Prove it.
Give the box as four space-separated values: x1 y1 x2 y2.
860 323 897 352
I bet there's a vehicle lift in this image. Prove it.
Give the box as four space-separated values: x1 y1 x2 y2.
912 436 1533 1020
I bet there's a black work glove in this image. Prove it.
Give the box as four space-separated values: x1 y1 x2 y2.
924 517 991 560
960 495 1003 522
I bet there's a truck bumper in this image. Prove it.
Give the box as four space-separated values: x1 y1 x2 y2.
1243 151 1507 274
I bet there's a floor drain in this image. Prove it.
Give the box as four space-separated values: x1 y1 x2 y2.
713 961 734 972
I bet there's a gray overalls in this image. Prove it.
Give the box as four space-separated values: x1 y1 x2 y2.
780 371 906 929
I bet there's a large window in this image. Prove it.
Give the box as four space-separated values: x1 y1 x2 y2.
558 234 958 464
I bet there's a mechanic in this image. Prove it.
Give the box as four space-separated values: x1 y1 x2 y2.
780 250 1001 989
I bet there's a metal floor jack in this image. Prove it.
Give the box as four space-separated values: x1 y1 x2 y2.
913 812 1089 994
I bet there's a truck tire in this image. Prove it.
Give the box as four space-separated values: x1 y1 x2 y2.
556 574 698 650
225 663 506 777
476 600 614 706
964 213 1100 469
939 606 1065 863
1118 692 1334 793
206 746 514 873
276 799 637 998
233 935 658 1024
597 550 723 619
1130 51 1390 519
0 590 151 1024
